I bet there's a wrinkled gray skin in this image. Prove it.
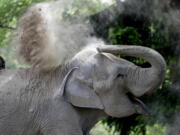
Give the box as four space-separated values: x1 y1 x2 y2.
0 45 166 135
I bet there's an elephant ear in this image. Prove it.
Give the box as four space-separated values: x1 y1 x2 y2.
64 67 104 109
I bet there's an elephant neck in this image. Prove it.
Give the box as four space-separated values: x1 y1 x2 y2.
75 108 107 134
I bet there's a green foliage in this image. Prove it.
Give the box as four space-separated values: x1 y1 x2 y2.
90 122 119 135
109 27 142 45
64 0 114 18
146 124 167 135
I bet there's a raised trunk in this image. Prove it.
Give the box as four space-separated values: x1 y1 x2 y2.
98 45 166 97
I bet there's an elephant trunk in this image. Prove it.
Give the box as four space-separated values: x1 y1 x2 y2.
97 45 166 97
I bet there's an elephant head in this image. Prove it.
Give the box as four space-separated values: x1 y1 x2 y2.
61 45 166 118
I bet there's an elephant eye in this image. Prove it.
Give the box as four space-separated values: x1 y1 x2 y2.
116 73 125 78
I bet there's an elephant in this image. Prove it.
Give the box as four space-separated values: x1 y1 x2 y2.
0 44 166 135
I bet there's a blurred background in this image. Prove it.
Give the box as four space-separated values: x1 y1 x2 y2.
0 0 180 135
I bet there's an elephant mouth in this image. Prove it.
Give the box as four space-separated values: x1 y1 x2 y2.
127 93 151 115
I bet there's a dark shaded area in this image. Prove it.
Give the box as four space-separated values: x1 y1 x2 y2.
0 56 5 70
170 0 180 9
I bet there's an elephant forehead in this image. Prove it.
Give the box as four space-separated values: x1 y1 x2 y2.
95 64 114 76
93 57 119 75
72 46 126 78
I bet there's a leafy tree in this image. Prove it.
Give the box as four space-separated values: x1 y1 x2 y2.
109 27 142 45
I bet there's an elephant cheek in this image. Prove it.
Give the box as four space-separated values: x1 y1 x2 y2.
104 105 136 118
101 95 136 118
